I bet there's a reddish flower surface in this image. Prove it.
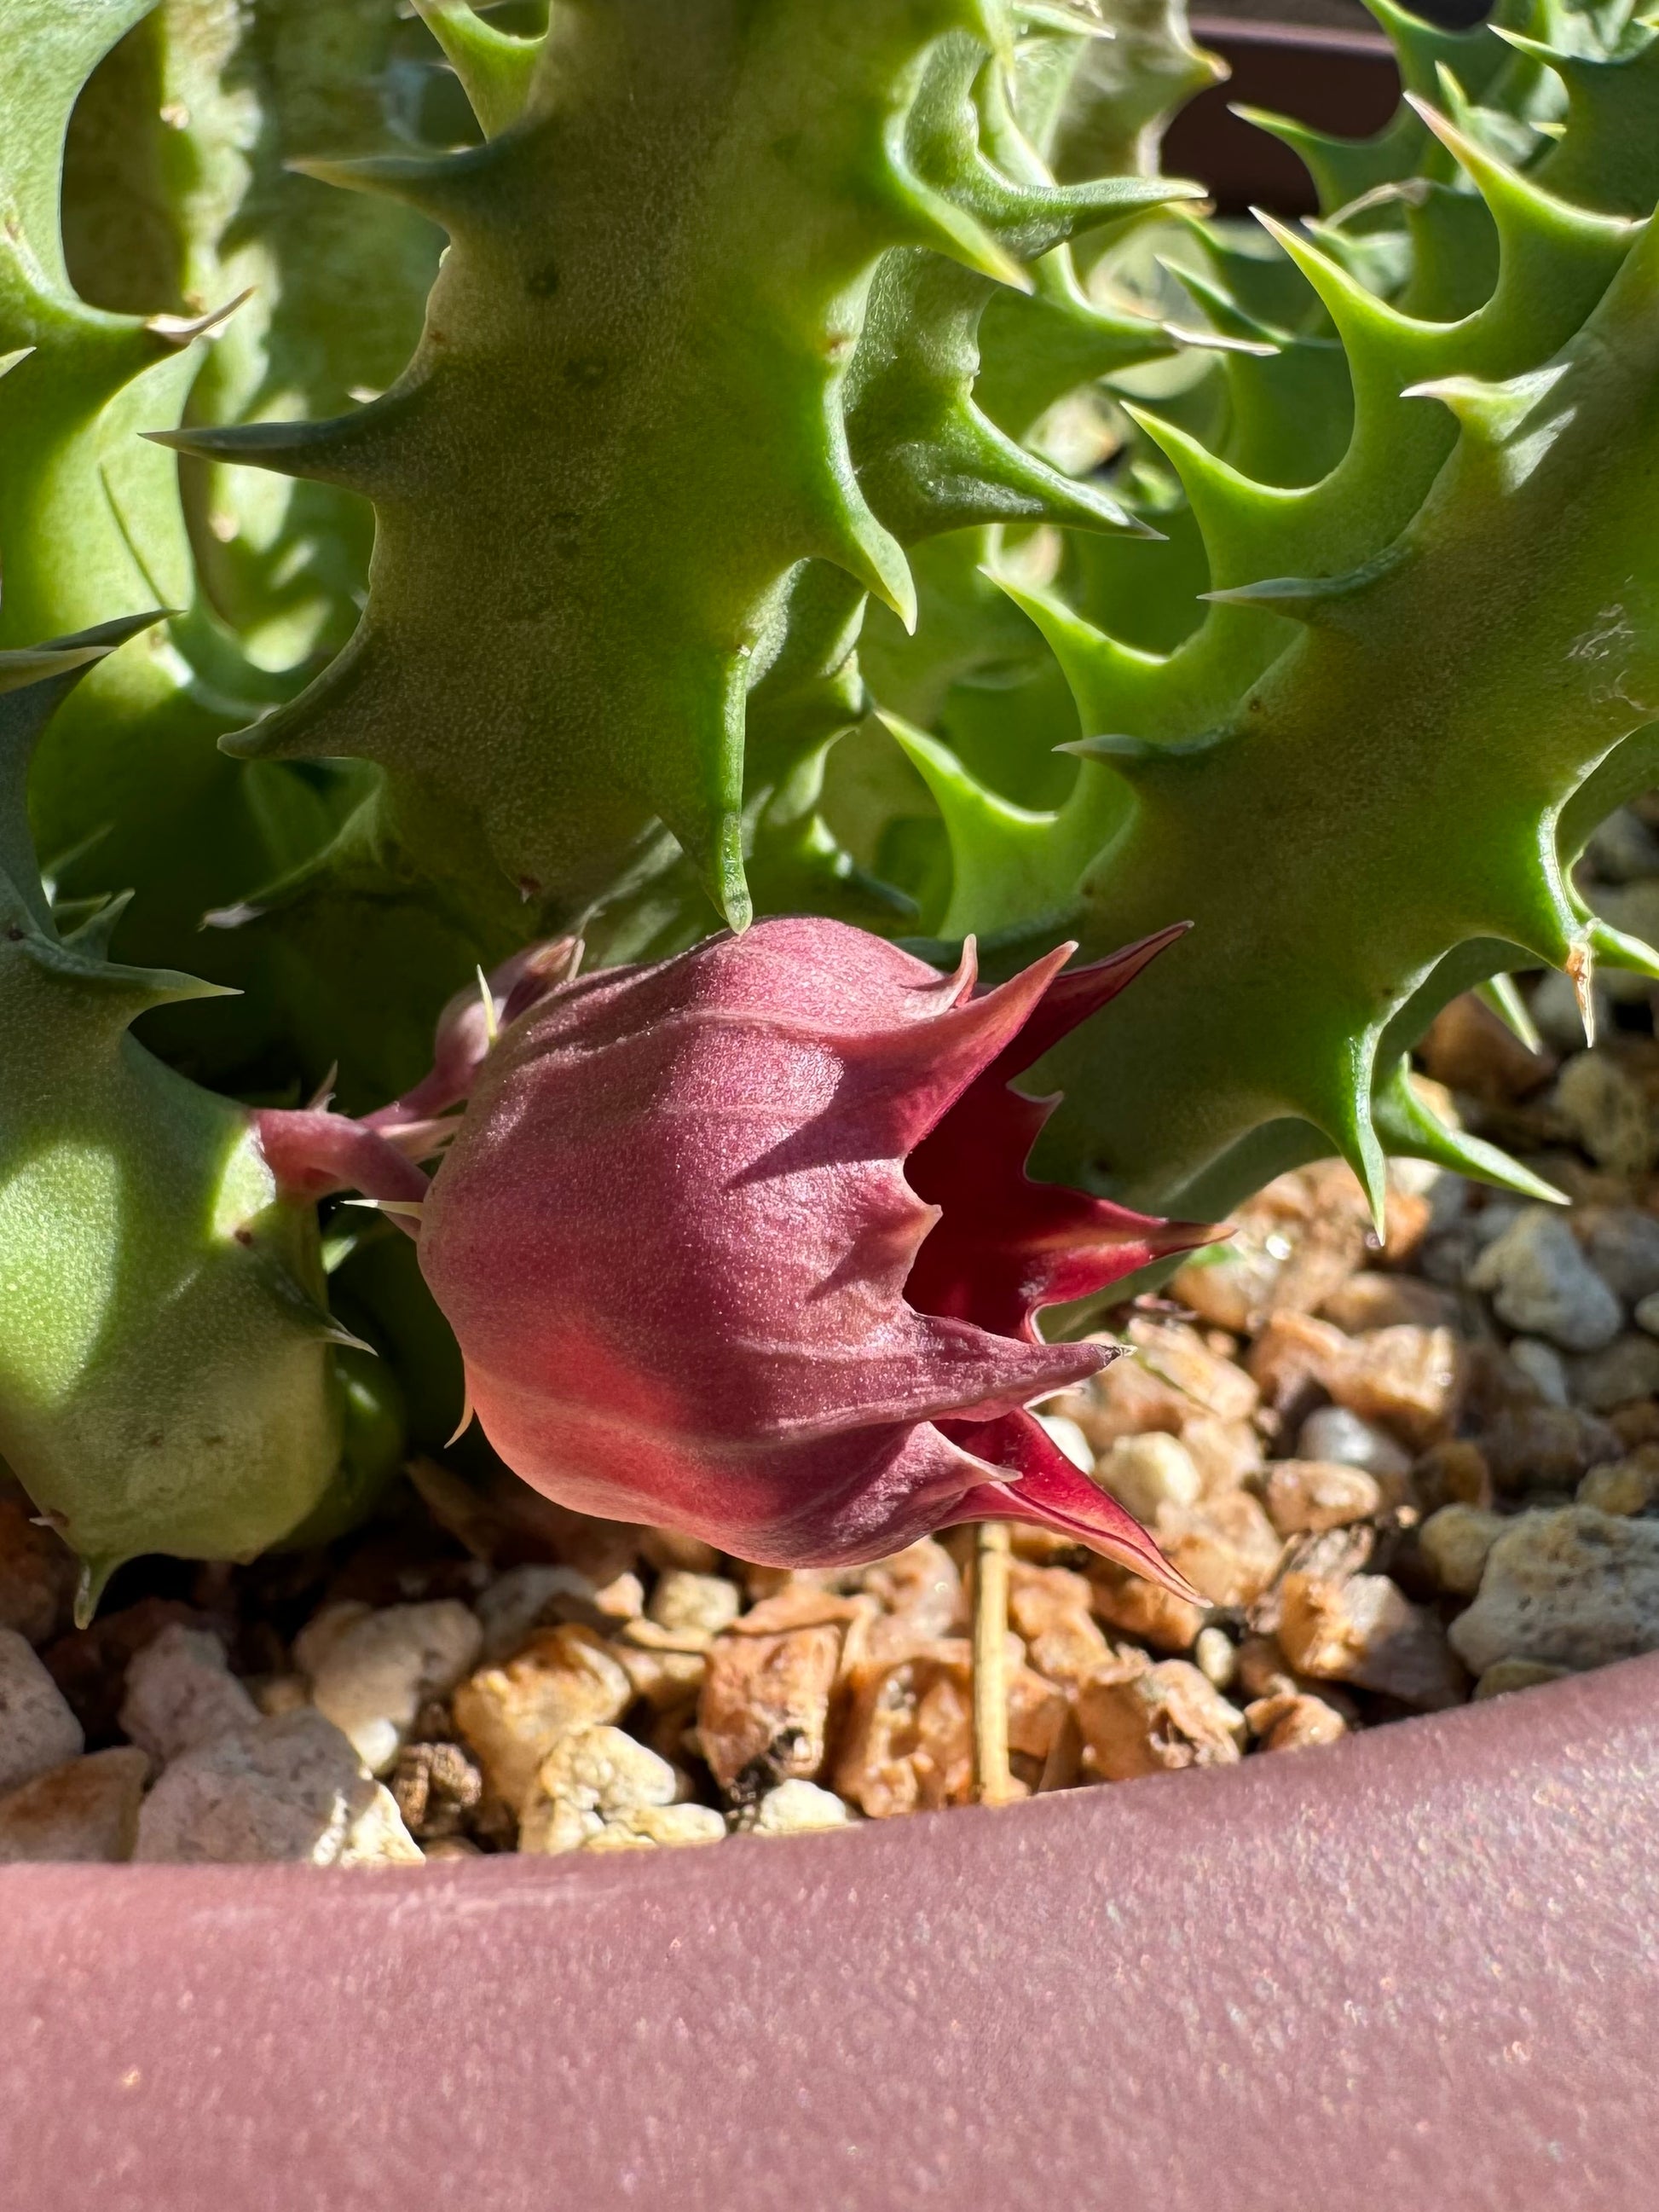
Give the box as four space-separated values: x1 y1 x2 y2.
409 918 1215 1587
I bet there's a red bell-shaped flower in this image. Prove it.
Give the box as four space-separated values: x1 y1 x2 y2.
402 918 1215 1590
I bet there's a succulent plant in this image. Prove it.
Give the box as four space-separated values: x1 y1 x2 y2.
4 0 1659 1596
0 624 418 1618
868 0 1659 1233
165 0 1194 939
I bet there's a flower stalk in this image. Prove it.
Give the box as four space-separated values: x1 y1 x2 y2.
972 1520 1017 1809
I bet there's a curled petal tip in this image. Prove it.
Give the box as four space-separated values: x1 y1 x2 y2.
942 1410 1205 1605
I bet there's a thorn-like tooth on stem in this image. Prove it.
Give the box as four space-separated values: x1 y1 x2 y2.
342 1197 427 1219
306 1063 340 1113
1372 1060 1568 1205
144 413 399 495
1159 257 1284 350
321 1324 379 1356
1586 917 1659 984
1483 23 1552 61
446 1387 477 1449
1476 975 1543 1055
1400 92 1638 257
884 142 1034 294
1163 322 1279 358
286 152 493 234
411 0 542 137
924 402 1156 536
1567 940 1597 1047
1015 2 1113 37
1057 730 1227 765
1248 208 1423 361
476 965 500 1047
74 1559 120 1633
145 289 254 346
1115 401 1281 569
1199 560 1396 621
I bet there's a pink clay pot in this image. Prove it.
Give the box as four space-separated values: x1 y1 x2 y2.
4 1656 1656 2211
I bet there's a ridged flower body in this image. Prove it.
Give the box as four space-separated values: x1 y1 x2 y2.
410 919 1212 1586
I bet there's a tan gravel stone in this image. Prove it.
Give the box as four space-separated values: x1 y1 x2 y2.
1170 1242 1280 1334
1263 1462 1384 1537
579 1804 726 1851
452 1624 632 1810
1165 1491 1285 1607
647 1571 743 1639
1611 1399 1659 1446
1448 1507 1659 1673
1473 1658 1574 1700
1419 993 1556 1103
1320 1273 1461 1334
1569 1334 1659 1414
743 1779 855 1835
1008 1565 1113 1688
253 1673 310 1717
727 1587 869 1635
639 1529 723 1576
0 1495 78 1647
832 1642 1061 1818
133 1711 423 1864
1251 1160 1379 1316
0 1628 84 1792
474 1565 602 1663
1088 1563 1206 1653
1577 1448 1659 1515
1127 1319 1260 1423
305 1601 483 1775
1064 1355 1189 1444
516 1798 599 1853
1554 1051 1657 1176
1076 1660 1245 1781
610 1627 709 1709
1194 1625 1239 1691
339 1784 428 1867
531 1723 679 1824
1246 1312 1350 1416
1325 1325 1463 1446
1173 1163 1377 1331
698 1619 847 1793
1244 1691 1349 1752
290 1601 373 1679
1296 1404 1414 1484
858 1541 966 1643
1278 1573 1465 1709
1236 1635 1297 1700
119 1625 258 1763
1479 1406 1622 1494
1419 1506 1507 1597
1413 1439 1495 1512
1096 1433 1201 1526
591 1572 646 1620
1179 1416 1263 1495
0 1747 148 1863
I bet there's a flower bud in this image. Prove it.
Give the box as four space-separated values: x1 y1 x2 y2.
415 918 1216 1589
